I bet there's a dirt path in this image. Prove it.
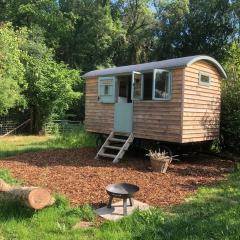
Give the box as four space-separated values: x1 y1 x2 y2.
0 148 233 207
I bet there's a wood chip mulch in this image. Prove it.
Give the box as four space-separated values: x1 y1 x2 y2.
0 148 234 208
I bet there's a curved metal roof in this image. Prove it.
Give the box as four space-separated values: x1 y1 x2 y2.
83 55 227 79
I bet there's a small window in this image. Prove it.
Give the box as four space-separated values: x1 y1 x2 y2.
98 77 116 103
104 85 110 95
100 79 112 96
199 72 210 86
153 70 171 100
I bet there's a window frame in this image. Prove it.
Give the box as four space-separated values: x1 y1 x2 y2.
199 72 211 87
131 71 143 101
98 76 116 103
152 69 172 101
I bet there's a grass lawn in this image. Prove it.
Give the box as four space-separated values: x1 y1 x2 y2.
0 135 239 239
0 129 95 158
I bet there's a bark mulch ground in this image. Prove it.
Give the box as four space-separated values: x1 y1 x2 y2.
0 148 234 208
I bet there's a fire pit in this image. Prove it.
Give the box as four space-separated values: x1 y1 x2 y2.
106 183 139 215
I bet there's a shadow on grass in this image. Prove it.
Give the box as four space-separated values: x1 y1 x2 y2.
0 201 35 220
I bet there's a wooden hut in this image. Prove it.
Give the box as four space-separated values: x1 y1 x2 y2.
83 55 227 163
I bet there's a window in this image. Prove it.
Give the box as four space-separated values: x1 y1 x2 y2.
119 80 127 97
153 70 171 100
199 72 210 86
100 79 112 96
104 84 110 95
98 77 116 103
132 72 143 100
143 73 153 100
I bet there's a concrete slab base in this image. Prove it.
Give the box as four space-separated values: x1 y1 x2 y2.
95 199 150 221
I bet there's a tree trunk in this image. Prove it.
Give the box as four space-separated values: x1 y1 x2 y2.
0 179 55 210
30 106 43 135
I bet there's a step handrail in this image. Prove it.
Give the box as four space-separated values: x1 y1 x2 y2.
112 133 134 163
95 131 114 159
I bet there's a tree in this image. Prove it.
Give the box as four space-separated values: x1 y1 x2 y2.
111 0 155 65
0 0 74 49
0 24 26 115
19 28 81 134
221 42 240 152
232 0 240 42
153 0 189 60
153 0 235 61
58 0 123 71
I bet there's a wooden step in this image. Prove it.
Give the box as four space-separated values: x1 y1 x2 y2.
104 145 122 150
109 138 126 143
98 153 116 158
95 131 134 163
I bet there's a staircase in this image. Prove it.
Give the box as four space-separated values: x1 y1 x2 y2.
95 131 134 163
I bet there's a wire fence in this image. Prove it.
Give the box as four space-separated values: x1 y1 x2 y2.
0 120 18 135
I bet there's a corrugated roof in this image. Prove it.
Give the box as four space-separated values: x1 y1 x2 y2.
83 55 227 79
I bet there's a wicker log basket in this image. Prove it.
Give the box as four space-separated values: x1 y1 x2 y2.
146 150 175 173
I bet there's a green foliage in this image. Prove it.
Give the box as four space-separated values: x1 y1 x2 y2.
0 24 27 115
221 42 240 152
0 23 82 133
153 0 189 59
19 27 81 133
52 126 96 149
111 0 155 65
153 0 234 61
59 0 123 71
0 0 75 49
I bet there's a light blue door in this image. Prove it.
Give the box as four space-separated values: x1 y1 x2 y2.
114 103 133 133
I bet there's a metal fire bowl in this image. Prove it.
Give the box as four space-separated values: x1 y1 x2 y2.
106 183 139 198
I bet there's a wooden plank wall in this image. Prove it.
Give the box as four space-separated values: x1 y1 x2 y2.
85 78 114 133
182 61 221 143
133 68 184 143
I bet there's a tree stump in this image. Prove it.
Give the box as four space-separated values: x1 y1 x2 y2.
0 179 55 210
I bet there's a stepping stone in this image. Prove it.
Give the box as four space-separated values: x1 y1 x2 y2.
95 199 150 221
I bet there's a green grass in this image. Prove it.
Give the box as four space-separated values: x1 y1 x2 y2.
0 128 96 158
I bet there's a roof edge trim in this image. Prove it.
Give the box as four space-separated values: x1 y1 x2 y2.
186 56 227 78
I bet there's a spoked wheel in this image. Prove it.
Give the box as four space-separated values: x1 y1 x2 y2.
95 134 107 151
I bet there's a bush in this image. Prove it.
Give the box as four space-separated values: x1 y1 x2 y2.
51 126 96 149
221 42 240 152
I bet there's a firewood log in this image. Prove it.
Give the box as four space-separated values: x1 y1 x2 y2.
0 179 55 210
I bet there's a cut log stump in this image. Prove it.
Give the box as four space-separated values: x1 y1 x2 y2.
0 179 55 210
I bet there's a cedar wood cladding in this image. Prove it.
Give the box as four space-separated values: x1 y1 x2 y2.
182 61 221 143
85 60 222 143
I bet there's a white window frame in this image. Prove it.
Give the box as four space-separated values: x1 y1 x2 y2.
131 71 143 100
199 72 211 87
152 69 172 101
